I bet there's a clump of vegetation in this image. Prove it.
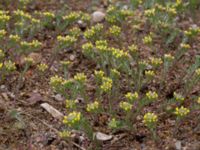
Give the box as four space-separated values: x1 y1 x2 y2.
0 0 200 149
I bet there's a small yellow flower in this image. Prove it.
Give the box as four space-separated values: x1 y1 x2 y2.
86 101 99 112
50 75 64 88
173 92 184 102
164 54 174 62
110 69 120 78
195 68 200 77
9 34 21 43
109 25 121 37
150 57 163 67
4 60 16 72
94 70 104 79
57 35 77 48
24 57 34 64
82 42 94 56
128 44 138 56
175 106 190 117
66 99 77 109
146 91 158 100
180 43 190 49
139 60 148 69
59 131 71 138
43 11 55 18
63 111 81 127
0 49 5 59
0 29 6 39
143 112 158 126
108 118 119 129
143 35 153 45
74 73 87 83
125 92 138 102
63 12 80 22
0 63 3 69
145 70 155 79
144 8 155 17
100 77 113 92
119 101 132 111
60 60 71 67
37 63 48 72
197 97 200 104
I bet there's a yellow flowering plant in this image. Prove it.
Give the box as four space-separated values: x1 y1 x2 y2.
60 60 71 79
143 112 158 140
73 73 88 101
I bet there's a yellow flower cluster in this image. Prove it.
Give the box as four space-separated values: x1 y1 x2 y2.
13 9 31 20
145 70 155 78
60 60 71 67
143 112 158 126
164 54 174 62
63 111 81 127
84 24 103 39
86 101 99 112
0 29 6 39
143 35 152 45
144 8 155 17
74 73 87 83
100 77 112 92
63 12 80 22
146 91 158 100
109 25 121 36
184 27 200 37
128 44 138 55
59 130 71 138
125 92 138 102
119 101 132 111
173 92 184 102
0 10 10 26
175 106 190 117
94 70 104 79
108 118 118 129
57 35 77 47
42 11 55 18
150 57 163 67
0 63 2 69
9 34 21 43
20 40 42 50
0 49 5 59
81 13 91 22
31 18 40 25
66 99 77 109
69 27 81 38
37 63 48 72
180 43 190 49
62 79 74 88
24 57 34 64
95 40 108 47
112 48 128 60
4 60 16 71
50 75 63 88
197 97 200 104
139 60 148 69
82 42 94 56
110 69 120 78
94 70 105 84
195 68 200 77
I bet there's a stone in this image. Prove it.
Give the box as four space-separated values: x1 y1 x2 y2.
92 11 105 23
